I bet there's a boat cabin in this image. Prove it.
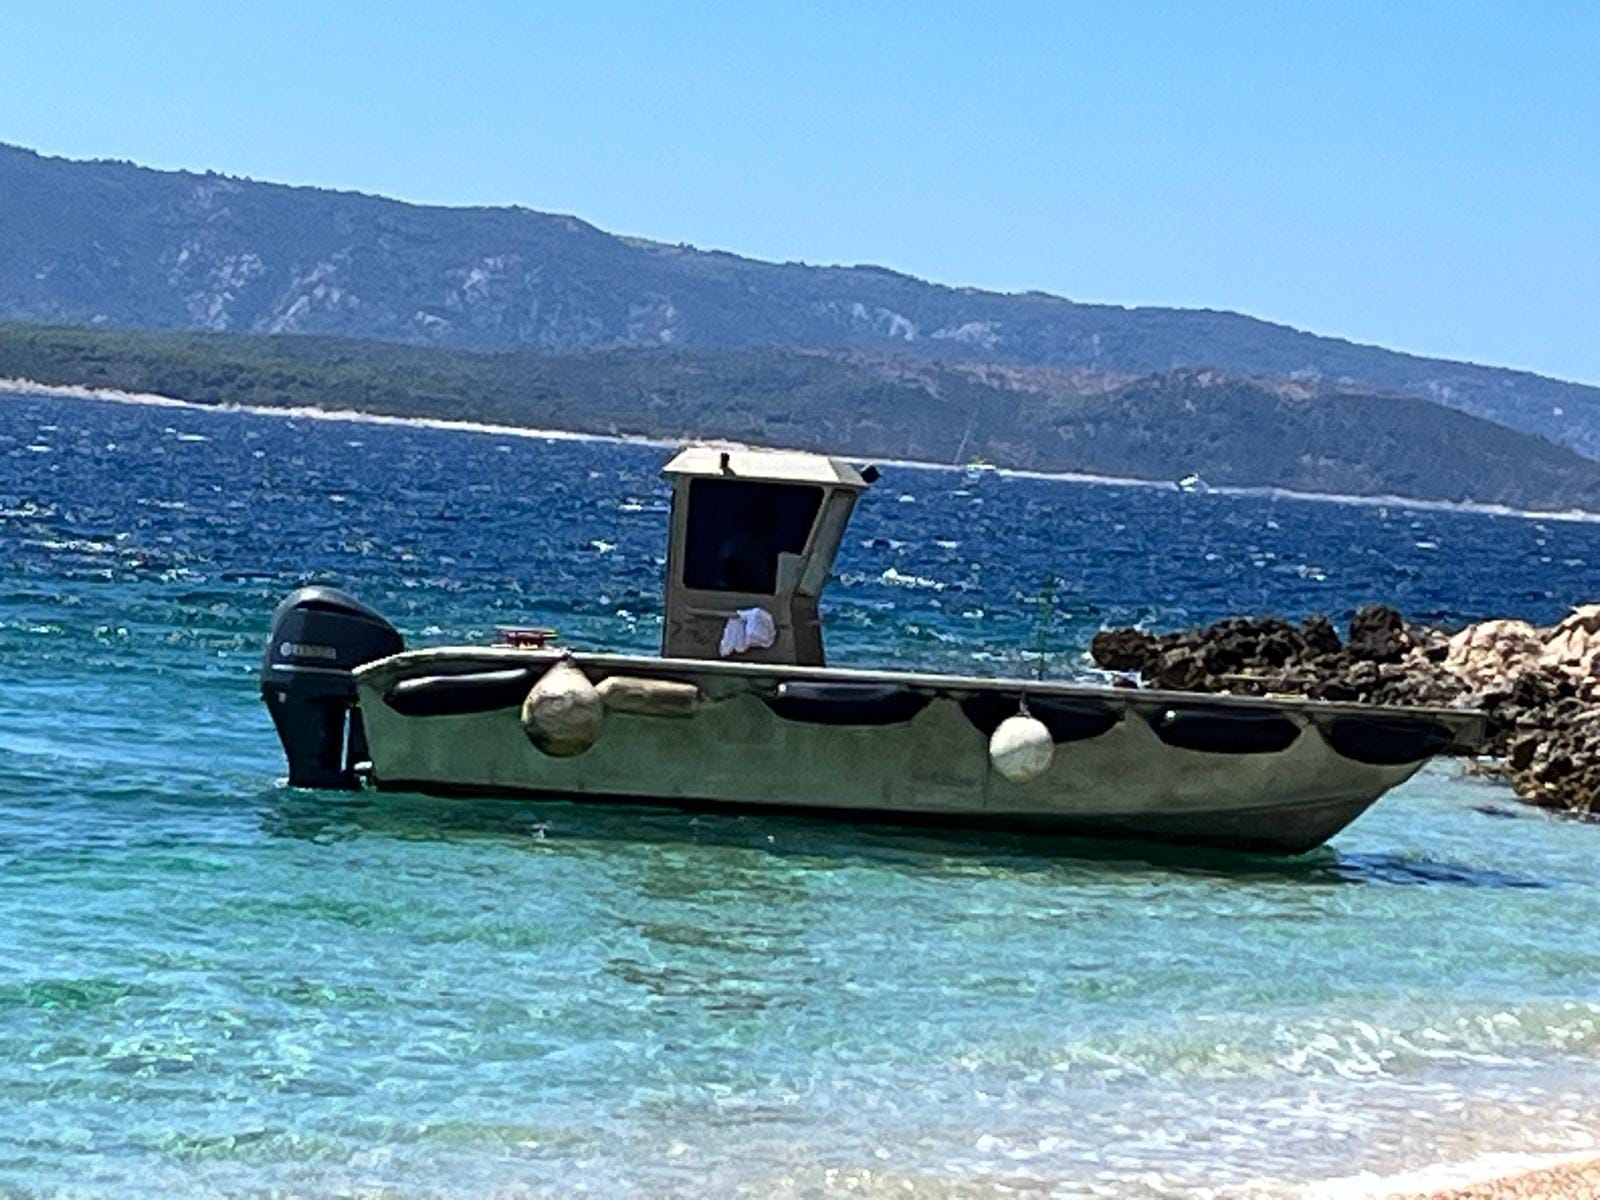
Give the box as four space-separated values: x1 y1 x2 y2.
660 446 875 666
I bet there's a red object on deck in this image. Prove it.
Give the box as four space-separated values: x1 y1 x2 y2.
494 627 558 649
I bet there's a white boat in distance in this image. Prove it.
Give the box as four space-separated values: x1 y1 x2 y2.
262 446 1482 854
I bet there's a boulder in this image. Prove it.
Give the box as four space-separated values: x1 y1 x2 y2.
1346 604 1411 663
1549 603 1600 638
1301 613 1343 656
1444 619 1543 689
1089 627 1159 674
1511 709 1600 814
1540 606 1600 684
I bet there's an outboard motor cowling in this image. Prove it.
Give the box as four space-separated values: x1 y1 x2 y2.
261 587 402 789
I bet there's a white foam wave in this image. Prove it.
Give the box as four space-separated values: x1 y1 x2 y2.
0 377 679 450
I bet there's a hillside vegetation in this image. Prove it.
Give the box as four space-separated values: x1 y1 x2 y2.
5 322 1599 512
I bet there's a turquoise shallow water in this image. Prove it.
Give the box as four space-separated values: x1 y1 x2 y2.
4 392 1600 1197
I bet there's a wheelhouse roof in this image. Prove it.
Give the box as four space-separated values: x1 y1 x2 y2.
662 445 873 490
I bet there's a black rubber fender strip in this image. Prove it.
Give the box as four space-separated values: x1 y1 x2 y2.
764 682 933 727
383 668 539 717
960 694 1123 743
1316 714 1454 765
1141 704 1302 754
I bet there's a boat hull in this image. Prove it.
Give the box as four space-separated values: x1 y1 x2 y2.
352 650 1478 855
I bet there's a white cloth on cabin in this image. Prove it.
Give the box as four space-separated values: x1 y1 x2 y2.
719 607 778 657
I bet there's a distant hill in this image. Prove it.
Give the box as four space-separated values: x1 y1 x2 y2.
6 322 1600 513
2 142 1598 458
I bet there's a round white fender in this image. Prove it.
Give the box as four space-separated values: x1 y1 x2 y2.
989 714 1054 783
521 660 604 756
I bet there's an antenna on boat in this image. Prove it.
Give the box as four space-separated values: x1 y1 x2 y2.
1031 574 1060 681
951 410 978 467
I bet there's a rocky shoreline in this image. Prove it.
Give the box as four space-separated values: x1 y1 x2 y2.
1090 604 1600 816
1403 1155 1600 1199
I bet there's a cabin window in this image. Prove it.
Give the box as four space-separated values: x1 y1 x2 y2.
682 479 824 593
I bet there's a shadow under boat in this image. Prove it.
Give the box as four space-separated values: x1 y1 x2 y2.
259 782 1550 890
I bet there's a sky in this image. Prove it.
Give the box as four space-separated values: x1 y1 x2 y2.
3 1 1598 384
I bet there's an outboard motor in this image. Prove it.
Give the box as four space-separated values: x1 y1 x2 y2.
260 587 403 789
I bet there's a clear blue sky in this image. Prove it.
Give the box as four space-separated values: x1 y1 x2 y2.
4 2 1597 383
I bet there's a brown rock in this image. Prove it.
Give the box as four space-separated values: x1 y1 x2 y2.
1446 618 1544 689
1089 627 1158 674
1507 734 1539 772
1301 613 1343 656
1347 604 1412 663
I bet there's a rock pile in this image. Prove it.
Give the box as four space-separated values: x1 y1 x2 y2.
1089 604 1600 816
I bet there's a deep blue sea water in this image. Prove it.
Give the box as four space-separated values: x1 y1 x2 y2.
4 391 1600 1198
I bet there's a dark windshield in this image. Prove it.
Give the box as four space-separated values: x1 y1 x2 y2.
682 479 823 594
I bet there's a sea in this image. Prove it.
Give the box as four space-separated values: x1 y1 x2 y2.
4 388 1600 1199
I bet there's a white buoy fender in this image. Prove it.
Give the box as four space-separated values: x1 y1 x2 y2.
989 715 1054 783
521 660 603 756
597 675 700 718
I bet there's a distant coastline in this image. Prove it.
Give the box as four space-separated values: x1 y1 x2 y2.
8 375 1600 525
0 376 679 450
5 321 1599 514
